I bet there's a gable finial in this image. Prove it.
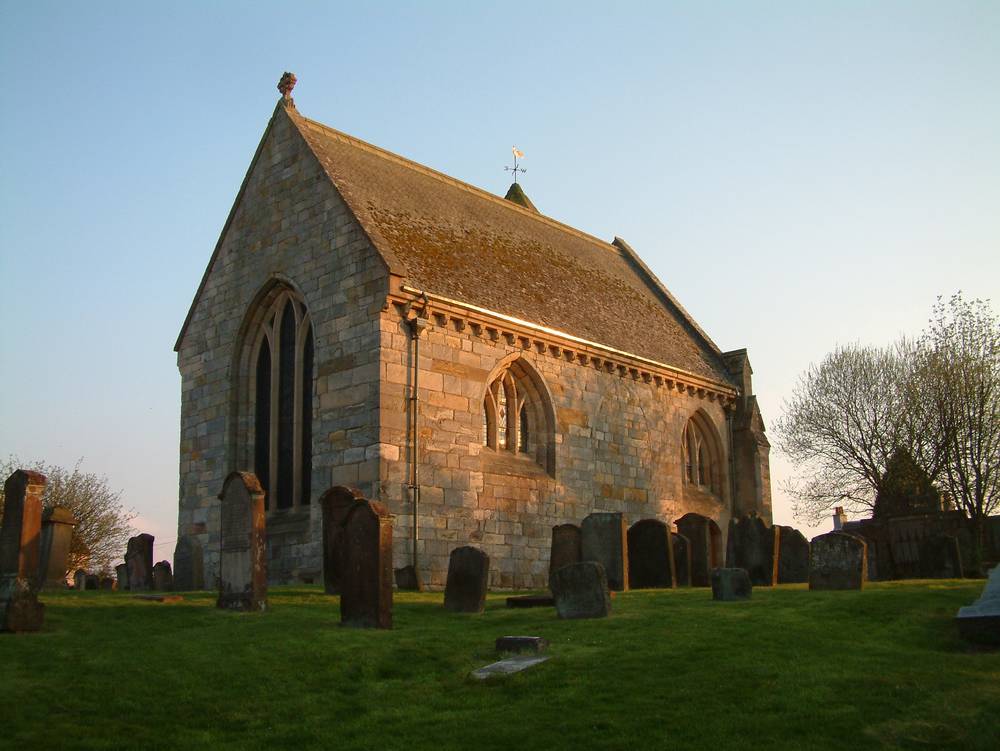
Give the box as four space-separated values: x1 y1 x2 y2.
277 72 297 103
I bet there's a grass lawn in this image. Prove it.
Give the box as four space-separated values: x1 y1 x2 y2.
3 580 998 750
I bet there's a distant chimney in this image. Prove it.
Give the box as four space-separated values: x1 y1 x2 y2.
833 507 847 531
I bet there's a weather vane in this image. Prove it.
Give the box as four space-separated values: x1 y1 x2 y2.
505 146 526 183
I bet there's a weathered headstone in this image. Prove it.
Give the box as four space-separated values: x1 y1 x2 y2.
99 577 114 590
581 512 629 591
726 514 780 586
495 636 549 654
319 485 363 595
809 531 867 590
506 594 554 608
1 469 47 632
217 471 267 612
115 563 129 591
549 523 582 578
73 569 87 590
340 498 394 629
125 533 154 591
444 546 490 614
85 574 100 590
394 564 423 591
152 561 173 591
549 560 612 619
37 506 76 590
777 526 810 584
955 565 1000 645
711 568 752 601
675 513 720 587
672 532 692 587
173 535 205 591
919 535 963 579
627 519 676 589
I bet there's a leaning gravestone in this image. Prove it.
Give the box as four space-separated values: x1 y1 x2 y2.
125 533 154 591
809 531 867 590
550 561 612 619
1 469 47 632
152 561 173 591
672 532 692 587
581 512 629 590
74 569 87 590
173 535 205 591
217 471 267 612
549 523 582 578
726 514 780 586
444 546 490 614
711 568 752 601
777 526 810 584
919 535 963 579
37 506 76 590
340 498 394 629
115 563 129 591
955 565 1000 645
320 485 364 595
627 519 676 589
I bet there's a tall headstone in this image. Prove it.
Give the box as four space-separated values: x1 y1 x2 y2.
217 471 267 612
549 523 582 578
115 563 129 591
549 561 612 619
37 506 76 590
675 513 720 587
581 512 629 591
125 533 154 591
627 519 676 589
1 470 46 631
85 574 100 590
672 532 692 587
340 498 394 629
319 485 364 595
919 535 963 579
726 514 780 586
173 535 205 591
955 564 1000 645
776 526 810 584
444 546 490 614
73 569 87 590
809 532 867 591
152 561 173 591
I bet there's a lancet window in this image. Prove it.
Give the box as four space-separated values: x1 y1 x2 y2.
682 414 721 496
481 357 555 473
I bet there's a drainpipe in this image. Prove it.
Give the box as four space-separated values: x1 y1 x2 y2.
404 293 429 572
726 407 737 517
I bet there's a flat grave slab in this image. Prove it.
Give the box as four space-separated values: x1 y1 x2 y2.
471 655 550 680
133 594 184 603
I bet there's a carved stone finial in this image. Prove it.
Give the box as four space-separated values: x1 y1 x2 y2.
277 72 297 99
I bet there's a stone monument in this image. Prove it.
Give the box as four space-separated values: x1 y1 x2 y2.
217 471 267 612
549 523 582 578
173 535 205 591
37 506 76 590
340 498 394 629
627 519 676 589
319 485 364 595
809 531 867 590
711 568 752 601
1 470 47 632
581 512 629 591
444 546 490 614
152 561 173 591
549 561 612 619
776 525 810 584
125 533 154 591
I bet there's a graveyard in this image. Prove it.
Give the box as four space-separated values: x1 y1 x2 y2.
3 581 998 751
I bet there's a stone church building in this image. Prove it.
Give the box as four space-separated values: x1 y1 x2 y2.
174 77 772 589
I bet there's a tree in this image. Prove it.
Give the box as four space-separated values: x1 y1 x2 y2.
0 457 135 575
914 293 1000 564
873 447 941 519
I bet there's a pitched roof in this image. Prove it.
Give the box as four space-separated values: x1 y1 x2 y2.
285 107 734 385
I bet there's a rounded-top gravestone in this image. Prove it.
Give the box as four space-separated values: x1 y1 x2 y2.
216 471 267 612
444 546 490 614
549 561 612 619
628 519 675 589
340 498 394 629
809 531 867 590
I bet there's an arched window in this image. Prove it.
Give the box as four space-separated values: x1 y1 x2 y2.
482 357 555 472
682 412 722 496
248 289 314 511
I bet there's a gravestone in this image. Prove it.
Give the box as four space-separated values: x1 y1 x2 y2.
550 561 612 619
340 498 394 629
1 469 47 632
394 565 423 591
152 561 173 591
549 523 582 578
809 532 867 590
581 512 629 590
919 535 963 579
675 513 719 587
115 563 129 591
627 519 676 589
726 514 780 586
100 577 114 590
85 574 100 590
495 635 549 654
319 485 364 595
711 568 752 601
217 471 268 612
444 546 490 614
125 533 154 591
73 569 86 590
37 506 76 590
173 535 205 591
672 532 692 587
777 526 810 584
955 565 1000 645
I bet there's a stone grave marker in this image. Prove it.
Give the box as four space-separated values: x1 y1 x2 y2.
919 535 963 579
581 512 629 591
217 471 268 612
777 526 810 584
152 561 173 591
444 545 490 614
628 519 676 589
711 568 752 601
394 564 423 591
549 560 612 619
173 535 205 591
495 635 549 654
675 513 718 587
506 594 554 608
340 498 394 629
726 514 780 586
955 565 1000 645
73 569 86 590
37 506 76 590
672 532 692 587
85 574 100 590
115 563 129 591
1 469 47 632
549 523 582 578
809 531 867 590
125 533 154 591
99 577 114 590
471 654 550 680
319 485 363 595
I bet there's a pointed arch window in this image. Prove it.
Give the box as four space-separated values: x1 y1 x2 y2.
682 414 721 496
482 358 555 473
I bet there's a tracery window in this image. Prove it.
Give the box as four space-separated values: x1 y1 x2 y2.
482 357 555 473
682 414 721 496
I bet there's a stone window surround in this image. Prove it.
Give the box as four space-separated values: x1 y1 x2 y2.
682 410 724 497
481 355 556 474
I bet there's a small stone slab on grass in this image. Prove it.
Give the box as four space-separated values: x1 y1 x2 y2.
471 655 550 680
711 568 752 601
505 595 554 608
133 594 184 603
495 636 549 654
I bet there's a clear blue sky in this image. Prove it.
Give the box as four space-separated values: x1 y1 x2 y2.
2 1 998 557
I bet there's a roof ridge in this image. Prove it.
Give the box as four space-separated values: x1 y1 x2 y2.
294 112 626 257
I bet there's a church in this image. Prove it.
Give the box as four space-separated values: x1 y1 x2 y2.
174 74 772 589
